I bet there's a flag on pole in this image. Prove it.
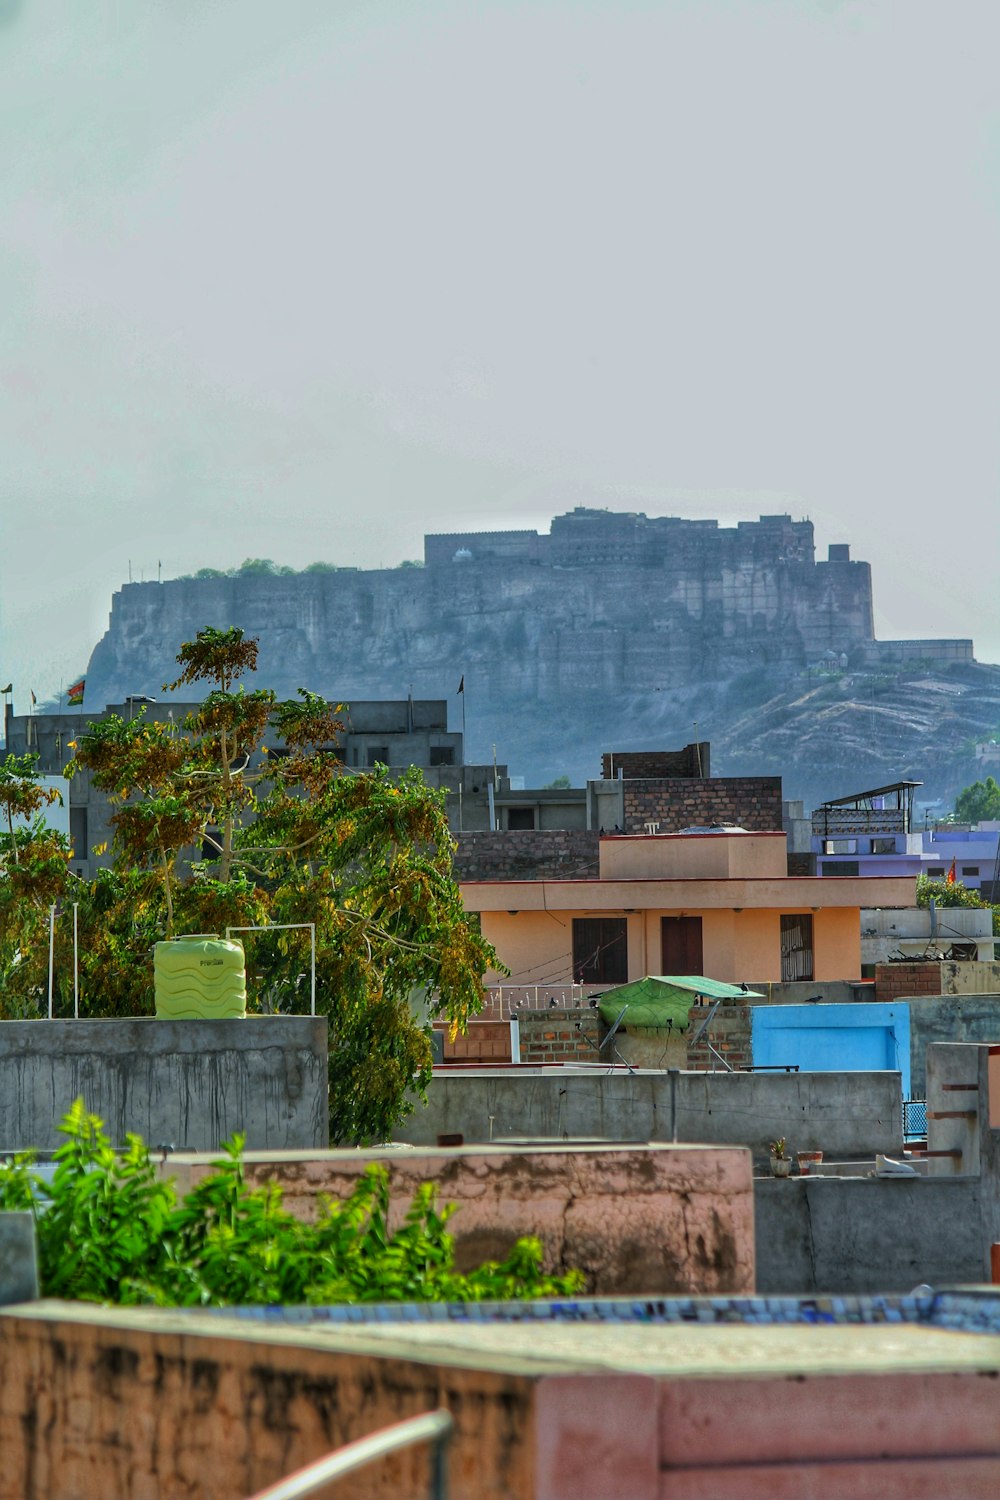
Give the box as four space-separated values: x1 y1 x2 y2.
946 858 957 885
1 683 11 694
67 679 85 706
457 676 464 694
30 690 37 707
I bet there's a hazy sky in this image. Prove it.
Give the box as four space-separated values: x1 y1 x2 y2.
2 0 999 705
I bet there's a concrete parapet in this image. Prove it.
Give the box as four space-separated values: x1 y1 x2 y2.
0 1018 329 1152
400 1067 904 1159
755 1176 982 1294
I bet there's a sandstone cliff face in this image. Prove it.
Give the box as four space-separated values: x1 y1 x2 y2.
81 510 991 803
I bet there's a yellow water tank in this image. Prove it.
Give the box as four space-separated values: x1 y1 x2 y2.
153 936 247 1019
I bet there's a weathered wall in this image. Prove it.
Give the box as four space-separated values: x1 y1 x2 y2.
453 830 600 882
601 744 709 780
621 777 784 834
434 1020 513 1064
754 1176 982 1294
0 1215 37 1305
0 1305 539 1500
166 1143 756 1297
686 1004 752 1071
0 1019 328 1151
401 1068 904 1158
518 1008 603 1064
875 961 1000 1003
9 1302 1000 1500
908 997 1000 1097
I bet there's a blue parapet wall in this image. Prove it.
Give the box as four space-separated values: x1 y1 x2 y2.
751 1002 910 1100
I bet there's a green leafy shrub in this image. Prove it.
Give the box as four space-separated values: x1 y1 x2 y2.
916 874 992 910
0 1102 584 1307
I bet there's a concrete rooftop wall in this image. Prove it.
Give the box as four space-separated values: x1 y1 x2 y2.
0 1019 328 1152
755 1176 982 1294
398 1068 904 1159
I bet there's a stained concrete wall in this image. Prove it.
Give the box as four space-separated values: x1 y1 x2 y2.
908 996 1000 1096
0 1019 328 1151
0 1304 541 1500
166 1142 755 1297
9 1301 1000 1499
398 1068 904 1159
0 1215 37 1305
754 1176 982 1294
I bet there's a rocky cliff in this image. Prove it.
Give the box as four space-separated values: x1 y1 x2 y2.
81 508 993 805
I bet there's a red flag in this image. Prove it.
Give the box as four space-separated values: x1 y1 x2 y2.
946 858 957 885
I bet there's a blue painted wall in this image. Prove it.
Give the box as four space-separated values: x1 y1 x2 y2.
751 1003 910 1100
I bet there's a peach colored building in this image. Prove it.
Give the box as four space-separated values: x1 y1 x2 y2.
462 831 915 987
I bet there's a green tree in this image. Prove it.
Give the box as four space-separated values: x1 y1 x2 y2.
0 1102 583 1306
955 776 1000 823
65 627 497 1141
0 755 72 1015
916 874 992 911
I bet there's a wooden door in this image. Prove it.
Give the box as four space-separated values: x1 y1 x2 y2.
661 916 703 975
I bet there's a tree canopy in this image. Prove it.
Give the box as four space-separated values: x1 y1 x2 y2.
954 776 1000 824
1 628 497 1142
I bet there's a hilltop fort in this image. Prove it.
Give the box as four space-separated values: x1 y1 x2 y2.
81 507 991 801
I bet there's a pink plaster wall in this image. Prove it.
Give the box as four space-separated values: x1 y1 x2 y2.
166 1144 756 1297
5 1311 1000 1500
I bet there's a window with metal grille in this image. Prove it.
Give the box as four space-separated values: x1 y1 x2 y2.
366 746 390 767
572 918 628 985
780 913 814 982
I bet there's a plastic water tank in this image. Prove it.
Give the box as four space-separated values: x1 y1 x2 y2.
153 936 247 1019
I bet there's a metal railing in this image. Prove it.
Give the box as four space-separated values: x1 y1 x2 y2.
903 1098 928 1140
246 1409 454 1500
481 982 590 1019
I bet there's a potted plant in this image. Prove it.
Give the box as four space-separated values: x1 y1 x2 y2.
797 1150 823 1175
769 1138 793 1177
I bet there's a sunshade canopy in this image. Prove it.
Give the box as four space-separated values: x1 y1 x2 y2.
597 975 764 1029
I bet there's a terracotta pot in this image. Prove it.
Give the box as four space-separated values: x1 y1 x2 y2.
797 1151 823 1175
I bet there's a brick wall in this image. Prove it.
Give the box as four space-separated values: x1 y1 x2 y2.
686 1003 753 1071
435 1020 513 1063
454 830 599 882
601 742 710 780
519 1007 604 1063
875 963 945 1003
621 776 783 834
786 852 816 877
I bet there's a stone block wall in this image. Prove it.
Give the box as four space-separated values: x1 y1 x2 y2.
686 1004 753 1071
454 830 599 882
601 743 709 780
621 776 783 834
519 1008 603 1064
